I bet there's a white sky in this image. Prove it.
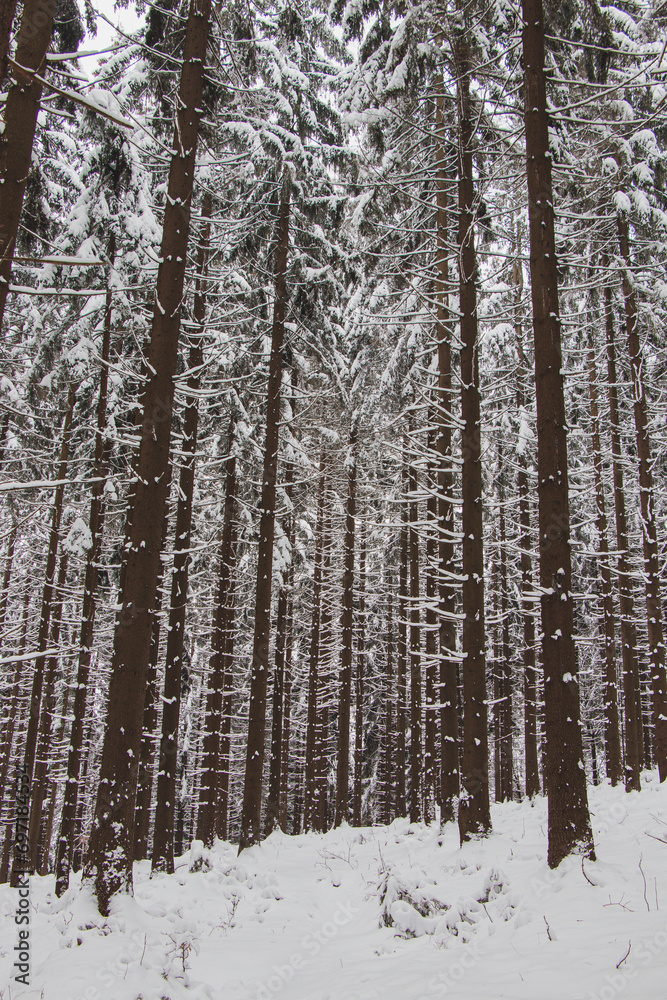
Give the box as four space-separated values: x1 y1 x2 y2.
84 0 144 58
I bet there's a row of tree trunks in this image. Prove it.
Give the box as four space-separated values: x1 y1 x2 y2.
55 280 115 896
11 384 75 886
352 530 366 826
82 0 214 914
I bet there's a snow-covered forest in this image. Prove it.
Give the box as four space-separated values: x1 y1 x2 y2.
1 0 667 996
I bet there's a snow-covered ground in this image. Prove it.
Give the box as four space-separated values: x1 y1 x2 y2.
2 775 667 1000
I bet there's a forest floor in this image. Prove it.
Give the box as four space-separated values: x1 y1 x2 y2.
1 776 667 1000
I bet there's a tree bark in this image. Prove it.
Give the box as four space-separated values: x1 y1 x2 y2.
12 384 74 885
352 529 366 826
453 10 490 843
396 482 408 818
522 0 594 867
304 454 325 832
408 458 422 824
196 418 237 847
617 217 667 782
83 0 213 914
0 0 56 333
55 282 114 896
152 196 212 874
335 427 357 826
586 322 622 785
239 170 291 851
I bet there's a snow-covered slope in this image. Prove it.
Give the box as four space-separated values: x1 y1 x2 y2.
2 775 667 1000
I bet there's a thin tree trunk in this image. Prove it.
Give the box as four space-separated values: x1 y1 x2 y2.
587 322 622 785
396 489 408 818
316 509 333 831
279 590 294 831
0 0 56 332
27 551 68 868
454 10 490 843
514 232 540 798
383 574 394 824
55 282 114 896
83 0 213 914
352 530 366 827
617 217 667 782
408 459 422 825
152 197 212 874
12 385 74 885
197 419 237 847
424 430 438 825
497 460 513 802
335 428 357 826
435 142 459 825
304 456 325 832
239 171 291 851
0 583 28 824
522 0 594 867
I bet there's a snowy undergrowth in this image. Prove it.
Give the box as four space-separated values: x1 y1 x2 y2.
1 775 667 1000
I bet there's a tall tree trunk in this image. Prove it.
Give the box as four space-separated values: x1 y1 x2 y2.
396 488 409 818
514 232 540 798
352 529 366 827
424 436 438 825
83 0 213 914
316 508 333 831
0 0 56 333
335 428 357 826
55 282 114 896
383 574 395 824
304 455 325 833
239 171 291 851
0 581 27 824
279 588 294 831
454 11 490 843
603 276 641 790
27 550 68 868
408 459 422 824
497 459 513 802
197 418 237 847
617 217 667 782
522 0 594 867
12 385 74 886
435 137 459 825
152 197 212 874
587 322 622 785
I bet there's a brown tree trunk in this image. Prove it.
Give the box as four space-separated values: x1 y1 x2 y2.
435 143 460 825
497 459 513 802
27 550 68 869
522 0 594 867
424 431 438 825
514 236 541 799
239 171 291 851
55 284 114 896
12 385 74 885
352 530 366 827
383 574 395 824
316 509 333 831
0 582 27 823
396 486 408 818
304 455 325 832
603 278 641 790
587 324 622 785
454 12 490 843
335 428 357 826
279 589 294 831
0 0 18 82
408 460 422 824
152 198 212 874
197 418 237 847
0 0 56 333
617 217 667 782
83 0 213 914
